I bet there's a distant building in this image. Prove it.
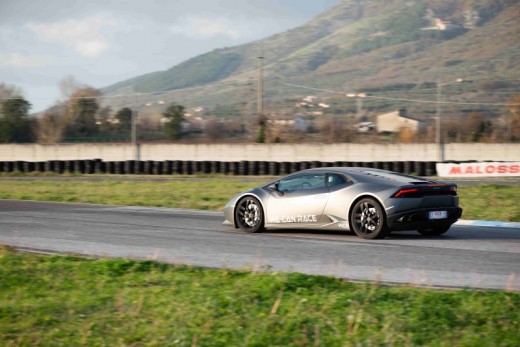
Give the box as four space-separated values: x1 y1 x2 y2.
303 96 317 103
268 116 312 132
376 110 424 133
356 121 375 133
463 10 480 29
421 18 461 32
294 117 307 132
268 119 295 126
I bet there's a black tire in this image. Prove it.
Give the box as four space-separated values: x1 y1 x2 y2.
350 198 389 239
235 196 265 233
417 226 451 236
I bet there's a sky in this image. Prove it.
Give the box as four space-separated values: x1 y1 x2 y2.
0 0 340 112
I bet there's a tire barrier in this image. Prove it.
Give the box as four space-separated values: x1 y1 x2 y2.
425 161 436 176
280 162 291 175
269 162 280 176
414 161 426 177
1 159 451 176
403 161 414 175
382 161 394 172
239 161 248 176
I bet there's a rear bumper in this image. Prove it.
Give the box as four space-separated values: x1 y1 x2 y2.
386 207 463 231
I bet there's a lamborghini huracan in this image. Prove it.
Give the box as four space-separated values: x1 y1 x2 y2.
224 167 462 239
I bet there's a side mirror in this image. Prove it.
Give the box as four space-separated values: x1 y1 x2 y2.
268 183 279 191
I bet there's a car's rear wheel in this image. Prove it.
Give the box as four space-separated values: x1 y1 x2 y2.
235 196 264 233
350 198 389 239
417 226 450 236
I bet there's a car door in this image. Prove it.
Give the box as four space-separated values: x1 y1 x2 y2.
265 172 329 227
321 173 355 228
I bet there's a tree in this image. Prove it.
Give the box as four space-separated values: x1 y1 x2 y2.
59 75 83 99
0 83 21 101
204 118 226 141
115 107 133 134
398 126 414 143
163 104 185 140
96 106 113 133
0 97 35 143
466 112 492 142
256 114 266 143
63 87 101 139
507 95 520 141
36 78 104 143
36 103 66 144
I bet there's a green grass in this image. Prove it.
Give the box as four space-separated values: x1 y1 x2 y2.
1 246 519 346
0 178 259 211
458 185 520 222
0 177 519 221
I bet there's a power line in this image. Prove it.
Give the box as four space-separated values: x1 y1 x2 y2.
3 79 519 107
278 82 520 106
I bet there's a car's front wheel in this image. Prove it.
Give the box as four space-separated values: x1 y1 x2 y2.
235 196 264 233
350 198 389 239
417 226 450 236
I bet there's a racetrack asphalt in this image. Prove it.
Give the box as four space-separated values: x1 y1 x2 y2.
1 199 519 291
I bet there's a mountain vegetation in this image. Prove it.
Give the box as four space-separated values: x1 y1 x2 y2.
102 0 520 113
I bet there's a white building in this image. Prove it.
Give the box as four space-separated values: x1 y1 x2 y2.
376 110 424 133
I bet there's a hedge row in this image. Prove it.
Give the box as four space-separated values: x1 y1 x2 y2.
0 160 438 176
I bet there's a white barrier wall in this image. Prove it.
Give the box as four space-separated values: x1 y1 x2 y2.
0 143 519 162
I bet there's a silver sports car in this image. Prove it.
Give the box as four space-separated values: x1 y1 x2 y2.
224 167 463 239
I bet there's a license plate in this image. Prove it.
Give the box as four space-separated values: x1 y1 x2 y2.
429 211 448 220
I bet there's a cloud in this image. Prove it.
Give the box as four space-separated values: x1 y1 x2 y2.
28 16 115 57
170 16 245 39
0 52 52 68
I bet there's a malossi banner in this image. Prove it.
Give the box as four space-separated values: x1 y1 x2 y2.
436 162 520 178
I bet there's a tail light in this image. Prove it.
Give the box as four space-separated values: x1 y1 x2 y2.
393 188 420 198
392 184 457 198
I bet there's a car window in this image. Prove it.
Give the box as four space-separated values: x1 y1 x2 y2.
278 173 325 192
327 174 347 187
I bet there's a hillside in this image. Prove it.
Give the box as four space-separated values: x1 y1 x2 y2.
102 0 520 116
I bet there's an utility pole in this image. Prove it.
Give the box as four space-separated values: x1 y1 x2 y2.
435 78 463 162
356 97 363 119
436 79 442 162
131 83 139 161
256 42 265 143
257 43 264 117
347 92 366 129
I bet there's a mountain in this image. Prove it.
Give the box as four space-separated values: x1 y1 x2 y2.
102 0 520 116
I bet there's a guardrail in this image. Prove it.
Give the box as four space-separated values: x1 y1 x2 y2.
0 160 439 176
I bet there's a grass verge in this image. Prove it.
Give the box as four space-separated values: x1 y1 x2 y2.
458 185 520 222
0 178 519 221
1 246 519 346
0 178 257 211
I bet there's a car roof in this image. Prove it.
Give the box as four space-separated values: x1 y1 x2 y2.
300 167 437 185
